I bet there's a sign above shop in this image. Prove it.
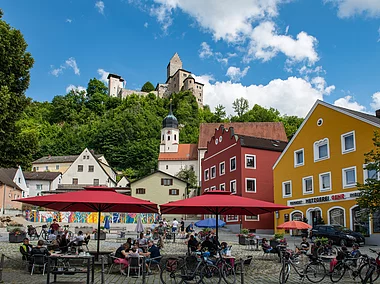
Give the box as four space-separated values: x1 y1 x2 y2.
287 191 361 207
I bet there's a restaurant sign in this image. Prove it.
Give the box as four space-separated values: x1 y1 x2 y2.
287 191 361 207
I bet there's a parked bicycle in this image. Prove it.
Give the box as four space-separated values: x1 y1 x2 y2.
214 248 236 284
330 252 366 282
27 224 49 240
359 248 380 283
279 250 326 284
160 252 221 284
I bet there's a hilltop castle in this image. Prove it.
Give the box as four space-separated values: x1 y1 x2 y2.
107 53 204 107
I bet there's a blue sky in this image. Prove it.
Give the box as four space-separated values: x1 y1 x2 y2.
2 0 380 117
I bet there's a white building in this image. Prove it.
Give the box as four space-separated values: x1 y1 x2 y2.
117 176 130 188
23 172 62 196
0 166 28 197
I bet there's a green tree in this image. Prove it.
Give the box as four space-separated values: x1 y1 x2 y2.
232 97 249 118
214 104 226 122
141 81 155 92
87 78 108 97
0 9 36 168
176 166 196 188
357 131 380 214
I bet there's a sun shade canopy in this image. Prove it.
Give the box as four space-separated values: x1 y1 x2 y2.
277 220 312 230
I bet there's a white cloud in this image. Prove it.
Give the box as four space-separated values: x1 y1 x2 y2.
247 21 319 64
95 1 105 15
66 19 72 23
333 95 366 112
66 85 86 93
226 66 250 82
50 57 80 77
370 92 380 110
144 22 149 28
311 76 335 95
97 68 109 84
194 74 335 117
378 27 380 42
199 42 213 58
285 25 289 35
326 0 380 18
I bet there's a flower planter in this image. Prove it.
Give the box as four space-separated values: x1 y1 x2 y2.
94 232 106 240
6 226 24 232
239 235 247 245
9 232 26 243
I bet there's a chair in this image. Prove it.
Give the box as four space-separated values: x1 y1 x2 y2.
248 238 256 250
127 256 143 277
234 256 253 274
30 254 47 275
108 253 123 275
147 256 162 272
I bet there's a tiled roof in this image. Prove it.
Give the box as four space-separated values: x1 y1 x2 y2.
198 122 288 149
239 135 288 152
158 144 198 161
0 168 17 179
32 154 103 164
23 171 61 181
0 168 22 190
333 105 380 126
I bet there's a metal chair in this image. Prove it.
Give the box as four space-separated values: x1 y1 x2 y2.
147 256 162 272
108 254 123 275
127 256 143 277
30 254 47 275
234 256 253 274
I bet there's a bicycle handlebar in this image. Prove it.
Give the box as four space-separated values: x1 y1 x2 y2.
370 248 380 255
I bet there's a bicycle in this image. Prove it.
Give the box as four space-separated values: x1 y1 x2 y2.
359 248 380 283
330 254 365 282
279 250 326 284
27 224 49 240
214 248 236 284
160 252 221 284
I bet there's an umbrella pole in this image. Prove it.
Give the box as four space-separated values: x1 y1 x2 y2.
216 210 219 241
97 211 101 260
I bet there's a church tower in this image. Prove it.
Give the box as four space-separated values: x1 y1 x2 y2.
160 105 179 153
167 53 183 79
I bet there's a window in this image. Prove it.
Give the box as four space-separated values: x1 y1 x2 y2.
204 169 209 181
329 207 345 226
72 178 78 185
245 215 259 221
204 188 209 192
363 164 379 184
174 134 177 141
166 165 169 170
302 176 313 194
33 167 36 171
83 155 86 159
282 181 292 197
211 186 216 191
86 155 90 159
167 135 170 141
294 149 304 167
230 156 236 171
246 178 256 193
55 165 60 170
162 135 164 140
342 166 357 188
36 184 43 190
169 189 179 195
93 179 99 186
45 166 49 171
220 183 225 191
341 131 356 154
36 167 39 171
88 165 94 172
230 180 236 194
245 155 256 169
211 166 216 179
18 177 21 183
314 138 330 161
227 215 238 222
319 172 331 191
78 165 83 172
219 162 225 175
136 188 146 194
161 178 173 186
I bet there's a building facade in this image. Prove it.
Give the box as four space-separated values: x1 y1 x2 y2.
274 100 380 242
0 168 23 215
0 167 28 197
202 126 287 233
23 172 62 197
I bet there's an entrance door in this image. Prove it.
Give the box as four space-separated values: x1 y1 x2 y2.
352 206 370 237
291 212 303 236
311 210 322 227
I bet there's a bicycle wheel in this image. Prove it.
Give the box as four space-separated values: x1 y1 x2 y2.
199 264 221 284
359 263 380 283
221 262 236 284
305 261 326 283
160 258 185 284
41 230 48 240
279 264 290 284
330 262 346 283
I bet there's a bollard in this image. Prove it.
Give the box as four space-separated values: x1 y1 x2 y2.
142 256 146 284
240 258 244 284
0 254 4 283
101 255 104 284
173 232 176 243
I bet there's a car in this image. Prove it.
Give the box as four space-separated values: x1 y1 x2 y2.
310 224 365 246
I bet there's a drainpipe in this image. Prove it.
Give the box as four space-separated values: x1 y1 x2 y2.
2 185 6 215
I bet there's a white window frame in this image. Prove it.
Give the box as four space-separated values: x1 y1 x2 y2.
220 183 225 191
302 176 314 195
341 131 356 154
294 148 304 167
245 178 256 193
204 169 209 181
245 154 256 169
313 138 330 162
342 166 357 188
211 166 216 179
319 172 332 192
210 186 216 191
245 215 260 221
204 188 209 192
55 165 60 170
219 162 225 176
282 181 292 198
363 163 380 184
230 180 237 194
226 215 238 222
230 156 236 172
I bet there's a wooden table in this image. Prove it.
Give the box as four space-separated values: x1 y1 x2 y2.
46 254 94 284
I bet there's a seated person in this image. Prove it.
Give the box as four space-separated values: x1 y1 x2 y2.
186 235 199 252
220 242 228 256
31 240 51 257
295 236 310 254
262 238 273 253
351 243 361 258
137 232 148 251
126 237 133 248
128 247 140 258
141 240 161 273
134 242 144 254
201 236 216 255
115 243 130 275
59 234 69 253
185 222 195 234
20 238 33 261
68 231 85 246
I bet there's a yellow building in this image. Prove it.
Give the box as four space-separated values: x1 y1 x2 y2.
273 100 380 242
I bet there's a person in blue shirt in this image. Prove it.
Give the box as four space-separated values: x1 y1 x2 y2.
142 240 161 273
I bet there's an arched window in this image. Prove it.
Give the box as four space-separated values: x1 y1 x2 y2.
168 135 171 141
329 208 345 226
162 135 164 140
291 211 303 221
174 134 177 140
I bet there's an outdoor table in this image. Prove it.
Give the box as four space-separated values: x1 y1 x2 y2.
254 237 262 251
46 253 94 284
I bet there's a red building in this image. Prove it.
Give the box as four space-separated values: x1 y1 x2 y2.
201 125 287 233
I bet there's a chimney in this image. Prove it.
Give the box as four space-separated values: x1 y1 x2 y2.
376 110 380 119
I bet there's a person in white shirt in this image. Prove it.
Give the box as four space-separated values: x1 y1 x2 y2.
68 231 85 246
172 218 179 233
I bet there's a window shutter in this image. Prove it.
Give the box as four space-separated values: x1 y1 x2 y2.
170 179 173 185
161 179 164 185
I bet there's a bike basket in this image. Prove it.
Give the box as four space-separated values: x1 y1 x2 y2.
165 258 178 272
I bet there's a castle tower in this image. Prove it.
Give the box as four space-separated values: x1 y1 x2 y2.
160 104 179 153
167 53 183 79
107 74 125 97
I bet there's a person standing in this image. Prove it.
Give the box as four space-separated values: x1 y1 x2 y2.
180 218 185 232
20 238 33 261
49 219 60 235
172 218 179 233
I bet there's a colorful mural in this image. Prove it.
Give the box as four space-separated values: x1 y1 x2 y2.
25 210 158 224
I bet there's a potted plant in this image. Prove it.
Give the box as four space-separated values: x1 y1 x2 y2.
6 222 23 233
9 227 26 243
237 228 250 245
93 227 106 240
